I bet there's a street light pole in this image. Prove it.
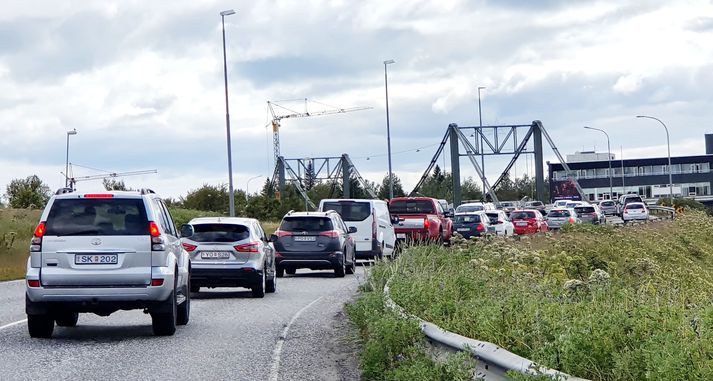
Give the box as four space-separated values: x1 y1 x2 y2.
384 59 395 199
477 86 486 198
221 9 237 217
65 129 77 188
584 126 613 200
637 115 673 202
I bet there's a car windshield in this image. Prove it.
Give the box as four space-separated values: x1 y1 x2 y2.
565 203 579 208
455 205 483 213
574 207 596 214
191 223 250 243
44 198 148 236
510 211 536 219
454 215 481 224
626 204 645 210
547 210 571 217
389 200 434 214
322 201 370 222
280 217 333 232
601 201 615 206
625 197 643 203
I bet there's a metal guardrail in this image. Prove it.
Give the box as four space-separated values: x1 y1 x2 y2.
383 279 589 381
647 205 676 219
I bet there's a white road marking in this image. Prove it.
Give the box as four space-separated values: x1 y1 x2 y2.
268 295 325 381
0 279 24 285
0 319 27 331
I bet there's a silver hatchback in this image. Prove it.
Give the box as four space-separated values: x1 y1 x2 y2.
180 217 276 298
546 208 579 229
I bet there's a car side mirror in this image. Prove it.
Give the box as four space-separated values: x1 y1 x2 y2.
348 226 358 234
391 215 401 224
179 224 194 238
444 211 453 218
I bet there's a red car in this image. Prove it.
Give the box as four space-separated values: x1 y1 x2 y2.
389 197 453 244
509 209 548 235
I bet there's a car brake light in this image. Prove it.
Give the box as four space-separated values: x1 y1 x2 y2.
27 279 40 288
182 243 197 252
372 213 377 240
84 194 114 198
275 251 283 257
235 242 259 252
149 221 161 237
320 230 340 238
569 218 575 224
34 222 46 238
275 230 292 237
476 223 485 232
150 279 164 286
424 218 430 229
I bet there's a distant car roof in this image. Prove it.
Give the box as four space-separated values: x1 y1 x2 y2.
189 217 257 224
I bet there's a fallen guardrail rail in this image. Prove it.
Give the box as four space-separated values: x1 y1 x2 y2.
383 278 589 381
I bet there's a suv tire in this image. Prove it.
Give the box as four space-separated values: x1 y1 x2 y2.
276 266 284 278
55 312 79 327
285 268 296 275
334 256 345 278
345 252 355 275
266 267 277 293
177 284 190 326
252 271 266 298
152 291 177 336
190 284 200 293
28 314 54 338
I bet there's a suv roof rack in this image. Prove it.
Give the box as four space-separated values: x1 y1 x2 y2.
140 188 155 195
286 209 295 216
55 187 74 195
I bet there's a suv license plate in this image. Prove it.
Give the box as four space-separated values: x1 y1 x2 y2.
293 236 316 242
201 251 231 259
75 254 118 265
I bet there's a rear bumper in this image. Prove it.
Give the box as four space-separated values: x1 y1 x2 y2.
276 252 343 270
191 266 263 288
394 229 438 241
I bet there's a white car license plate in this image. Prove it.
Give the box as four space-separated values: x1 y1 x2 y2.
396 233 406 239
457 228 470 232
293 236 316 242
516 222 528 226
75 254 118 265
200 251 231 259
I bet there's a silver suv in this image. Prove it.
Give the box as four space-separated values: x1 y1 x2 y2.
179 217 276 297
25 189 191 338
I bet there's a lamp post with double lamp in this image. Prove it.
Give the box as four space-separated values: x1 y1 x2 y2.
583 126 613 200
245 174 262 202
220 9 237 216
64 129 77 188
383 59 395 199
636 115 673 202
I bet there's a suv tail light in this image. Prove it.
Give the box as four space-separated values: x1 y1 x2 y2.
569 218 576 224
424 218 430 229
27 279 41 288
275 230 292 237
149 221 161 237
235 242 259 252
31 222 46 252
319 230 340 238
182 243 197 252
149 221 165 251
476 223 485 232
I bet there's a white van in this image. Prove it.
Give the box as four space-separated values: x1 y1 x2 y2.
318 199 396 259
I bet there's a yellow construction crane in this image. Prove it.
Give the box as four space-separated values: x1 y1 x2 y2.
268 98 371 164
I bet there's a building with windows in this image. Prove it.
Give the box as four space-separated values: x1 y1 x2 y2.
547 135 713 202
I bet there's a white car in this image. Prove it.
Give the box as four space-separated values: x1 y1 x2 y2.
553 200 569 208
485 210 514 236
318 199 396 259
622 202 649 222
455 202 496 213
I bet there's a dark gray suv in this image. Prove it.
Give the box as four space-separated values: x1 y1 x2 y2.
271 211 356 278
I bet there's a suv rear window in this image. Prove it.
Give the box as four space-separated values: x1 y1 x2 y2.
624 196 643 204
574 206 596 214
44 198 148 236
280 217 333 232
191 224 250 242
510 211 536 219
626 204 645 209
547 210 571 217
455 205 483 213
600 201 615 206
322 201 370 222
454 215 481 224
389 200 435 214
485 213 500 223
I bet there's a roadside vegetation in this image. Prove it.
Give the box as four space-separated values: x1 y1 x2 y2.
0 209 41 281
379 213 713 380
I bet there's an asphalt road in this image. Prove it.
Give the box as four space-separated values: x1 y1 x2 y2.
0 266 367 381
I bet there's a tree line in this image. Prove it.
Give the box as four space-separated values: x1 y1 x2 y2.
2 168 548 220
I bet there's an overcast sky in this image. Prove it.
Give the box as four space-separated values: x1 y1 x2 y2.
1 0 712 200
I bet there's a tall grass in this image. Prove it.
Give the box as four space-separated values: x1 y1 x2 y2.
387 213 713 380
0 209 41 281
